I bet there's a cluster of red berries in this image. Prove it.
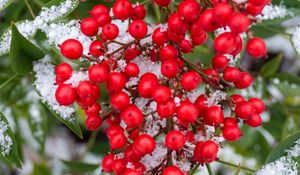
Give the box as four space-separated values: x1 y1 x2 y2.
54 0 270 174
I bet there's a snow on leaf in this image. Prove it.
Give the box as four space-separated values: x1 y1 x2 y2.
0 0 13 12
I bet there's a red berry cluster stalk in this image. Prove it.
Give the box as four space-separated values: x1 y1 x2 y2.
55 0 269 174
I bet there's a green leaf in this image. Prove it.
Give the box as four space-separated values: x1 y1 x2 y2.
271 0 300 8
0 113 22 168
0 0 13 12
265 131 300 163
275 73 300 85
61 160 99 173
9 23 45 75
260 54 283 77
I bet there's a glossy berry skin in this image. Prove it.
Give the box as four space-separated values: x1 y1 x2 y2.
124 145 141 162
162 166 183 175
56 63 72 81
157 99 176 118
107 125 124 139
60 39 83 60
152 27 168 46
229 13 250 34
179 40 193 53
124 46 140 61
154 0 171 7
212 55 229 70
80 18 99 37
138 74 159 98
246 113 262 127
55 84 76 106
191 32 207 46
86 115 102 130
223 118 238 127
246 37 267 58
165 130 185 150
212 3 233 25
76 81 99 99
109 132 127 149
112 0 133 21
246 3 264 16
168 29 185 43
234 72 253 89
88 64 109 83
195 94 208 114
177 101 198 123
152 86 172 104
223 66 241 83
235 102 255 120
129 20 148 40
249 0 268 6
89 40 105 57
203 106 224 126
181 71 202 91
194 140 218 163
133 134 155 156
84 103 101 117
214 32 238 54
120 105 143 128
159 44 179 61
106 114 121 127
102 23 119 40
167 13 188 34
102 154 115 172
161 60 179 78
222 125 242 141
249 98 265 114
112 159 126 175
123 169 142 175
110 91 130 111
125 62 140 77
230 94 245 104
198 9 219 32
106 72 126 93
89 4 109 18
131 5 146 20
94 12 111 27
178 0 200 22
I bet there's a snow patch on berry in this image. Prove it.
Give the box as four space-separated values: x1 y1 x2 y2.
33 60 75 121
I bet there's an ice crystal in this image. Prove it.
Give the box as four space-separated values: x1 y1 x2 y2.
257 4 292 21
0 120 12 156
141 141 168 171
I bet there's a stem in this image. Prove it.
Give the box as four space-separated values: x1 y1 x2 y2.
190 164 200 175
217 159 256 173
24 0 36 19
206 163 214 175
0 74 18 90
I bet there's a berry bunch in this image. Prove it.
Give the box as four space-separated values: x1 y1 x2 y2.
55 0 269 174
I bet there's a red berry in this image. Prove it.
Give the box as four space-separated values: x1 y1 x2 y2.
189 20 205 36
159 44 179 61
129 20 148 40
55 84 76 106
161 60 179 78
138 74 159 98
246 37 267 58
110 132 127 149
106 72 126 93
113 0 133 20
191 32 207 46
222 125 242 141
102 23 119 40
230 94 245 104
203 106 224 126
157 99 176 118
212 3 233 25
89 40 105 57
167 13 188 34
212 55 229 70
154 0 170 7
112 159 126 175
249 0 268 6
125 62 140 77
124 145 141 162
179 39 193 53
86 115 102 130
106 114 121 127
229 13 250 33
235 101 255 120
246 113 262 127
80 18 99 37
76 81 99 99
60 39 83 60
102 154 115 172
93 12 111 27
195 94 208 115
88 64 109 83
246 3 264 16
178 0 200 22
167 29 185 43
124 46 141 61
107 125 124 139
85 103 101 116
249 98 265 114
162 166 183 175
56 63 72 81
165 130 185 150
123 169 142 175
214 32 238 54
120 105 143 128
198 9 219 32
152 86 172 104
181 71 202 91
89 5 109 18
131 4 146 20
152 27 168 46
133 134 156 156
223 66 241 83
110 91 130 111
177 101 198 123
223 117 238 127
194 140 218 163
234 72 253 89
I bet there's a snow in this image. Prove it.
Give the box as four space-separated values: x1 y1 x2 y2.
64 71 89 87
141 141 168 171
291 26 300 55
33 59 75 121
257 4 293 21
0 120 13 156
0 0 10 10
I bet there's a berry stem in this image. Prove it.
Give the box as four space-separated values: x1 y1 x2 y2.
205 163 214 175
24 0 36 19
190 163 200 175
216 159 256 173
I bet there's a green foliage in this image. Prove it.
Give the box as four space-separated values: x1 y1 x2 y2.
0 0 13 12
9 23 45 75
62 160 99 173
260 54 283 77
